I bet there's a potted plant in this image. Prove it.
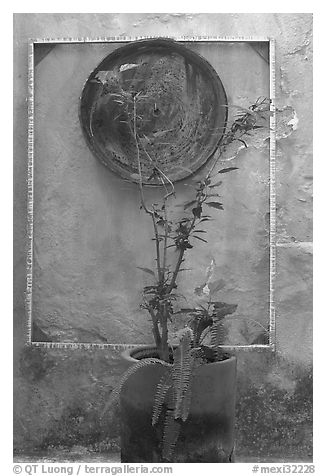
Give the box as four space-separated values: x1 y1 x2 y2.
81 38 271 463
104 98 269 462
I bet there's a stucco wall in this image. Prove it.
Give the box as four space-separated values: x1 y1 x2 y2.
13 13 313 461
31 39 270 346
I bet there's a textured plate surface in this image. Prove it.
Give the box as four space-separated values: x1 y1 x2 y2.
80 38 228 183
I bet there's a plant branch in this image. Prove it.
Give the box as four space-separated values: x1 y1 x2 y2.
147 304 162 349
167 214 197 293
151 212 163 283
131 97 164 282
162 198 169 283
133 97 153 216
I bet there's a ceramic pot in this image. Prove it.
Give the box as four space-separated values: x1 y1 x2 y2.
119 346 237 463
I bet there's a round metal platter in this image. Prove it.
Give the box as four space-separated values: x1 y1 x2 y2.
79 38 228 184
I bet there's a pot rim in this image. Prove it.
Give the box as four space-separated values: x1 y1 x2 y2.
121 344 236 366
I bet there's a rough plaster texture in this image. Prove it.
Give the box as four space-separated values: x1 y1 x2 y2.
13 13 312 461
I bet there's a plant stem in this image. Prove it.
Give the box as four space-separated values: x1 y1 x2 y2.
162 203 169 283
159 304 170 362
132 97 163 282
167 214 197 293
151 213 163 282
147 305 162 349
133 100 151 215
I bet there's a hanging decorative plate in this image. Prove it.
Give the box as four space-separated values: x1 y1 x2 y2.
79 38 228 184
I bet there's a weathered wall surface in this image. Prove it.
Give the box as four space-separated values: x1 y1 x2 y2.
13 13 312 461
31 40 270 346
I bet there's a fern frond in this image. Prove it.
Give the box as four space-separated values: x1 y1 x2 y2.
101 357 171 418
172 328 195 421
162 409 181 462
152 371 173 426
210 321 226 360
177 382 192 422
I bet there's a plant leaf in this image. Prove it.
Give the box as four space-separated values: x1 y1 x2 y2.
192 205 202 218
136 267 156 276
162 410 181 461
152 372 173 426
172 328 194 422
206 202 224 210
238 139 248 148
192 235 208 243
101 357 171 417
208 279 226 294
207 193 220 198
209 181 223 188
221 103 257 116
183 200 197 210
210 321 227 360
179 308 199 313
212 302 238 318
218 167 239 174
